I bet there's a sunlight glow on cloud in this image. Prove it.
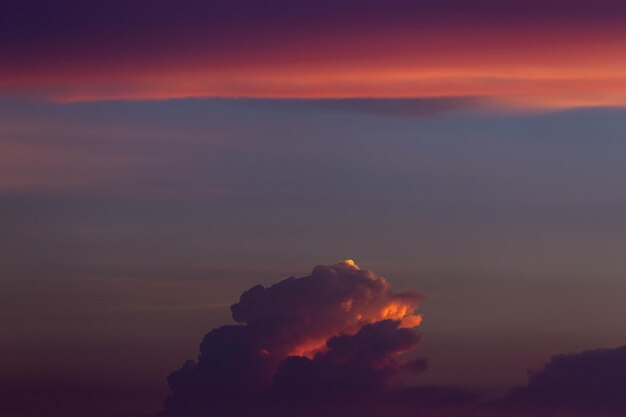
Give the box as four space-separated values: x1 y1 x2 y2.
3 0 626 108
162 260 424 415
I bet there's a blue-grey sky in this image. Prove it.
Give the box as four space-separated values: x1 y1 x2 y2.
2 98 626 415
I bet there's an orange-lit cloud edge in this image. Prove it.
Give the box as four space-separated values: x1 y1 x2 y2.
281 259 422 359
7 65 626 111
4 24 626 110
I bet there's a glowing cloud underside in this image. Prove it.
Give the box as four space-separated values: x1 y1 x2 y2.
162 260 424 415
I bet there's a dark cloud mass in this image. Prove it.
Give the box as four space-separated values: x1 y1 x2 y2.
273 319 423 402
160 260 626 417
503 345 626 412
160 260 429 416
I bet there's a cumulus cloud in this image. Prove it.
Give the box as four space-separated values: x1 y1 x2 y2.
160 261 625 417
272 319 424 403
501 345 626 413
160 260 428 416
231 259 422 350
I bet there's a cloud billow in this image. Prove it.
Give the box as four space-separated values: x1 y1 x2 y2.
503 345 626 413
160 260 425 416
273 319 424 403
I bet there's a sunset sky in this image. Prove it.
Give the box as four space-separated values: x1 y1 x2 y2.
2 1 626 417
3 0 626 106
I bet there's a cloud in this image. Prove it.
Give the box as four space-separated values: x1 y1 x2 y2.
272 319 423 403
500 345 626 413
160 260 431 416
4 1 626 105
230 259 422 342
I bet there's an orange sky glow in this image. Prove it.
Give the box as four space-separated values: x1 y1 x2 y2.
2 9 626 108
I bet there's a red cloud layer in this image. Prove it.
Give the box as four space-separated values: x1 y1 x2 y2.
2 0 626 107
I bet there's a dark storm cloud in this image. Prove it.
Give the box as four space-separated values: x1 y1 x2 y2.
273 320 423 402
501 345 626 412
160 260 439 416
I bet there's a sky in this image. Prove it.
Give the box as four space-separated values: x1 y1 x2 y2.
2 2 626 417
3 0 626 106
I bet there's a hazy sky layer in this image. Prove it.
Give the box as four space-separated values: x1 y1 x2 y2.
2 99 626 415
